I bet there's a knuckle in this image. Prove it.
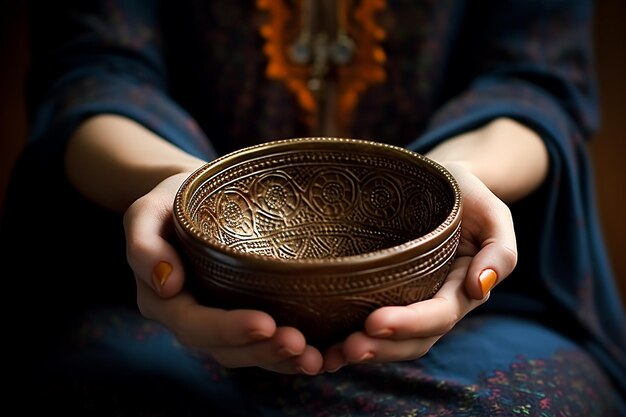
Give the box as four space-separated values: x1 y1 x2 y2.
417 345 432 358
406 344 432 361
504 245 518 270
439 310 460 333
125 234 149 257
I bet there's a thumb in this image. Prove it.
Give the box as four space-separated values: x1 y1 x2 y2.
124 173 190 298
443 164 518 300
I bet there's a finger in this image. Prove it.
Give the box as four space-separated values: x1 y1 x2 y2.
463 201 517 300
322 343 348 373
466 242 517 300
138 278 326 373
342 331 441 364
291 345 325 375
261 344 325 375
124 173 189 298
210 326 306 368
136 278 277 347
364 257 485 339
450 169 518 300
203 328 324 374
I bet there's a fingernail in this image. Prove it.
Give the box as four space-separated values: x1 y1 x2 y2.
296 366 317 376
248 330 272 341
370 328 394 338
327 364 345 373
356 351 375 362
152 261 172 293
479 269 498 298
278 346 299 357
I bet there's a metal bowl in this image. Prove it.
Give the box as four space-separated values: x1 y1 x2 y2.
173 137 462 348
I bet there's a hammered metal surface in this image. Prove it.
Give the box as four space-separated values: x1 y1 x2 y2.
174 138 462 347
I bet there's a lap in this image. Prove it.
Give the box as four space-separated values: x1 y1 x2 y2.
26 307 626 417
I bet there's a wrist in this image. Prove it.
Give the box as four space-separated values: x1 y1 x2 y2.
425 118 548 203
65 114 207 213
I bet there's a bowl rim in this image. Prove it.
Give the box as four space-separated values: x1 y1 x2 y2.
173 137 462 272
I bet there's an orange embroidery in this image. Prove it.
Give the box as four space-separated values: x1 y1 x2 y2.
257 0 387 134
337 0 386 132
257 0 316 119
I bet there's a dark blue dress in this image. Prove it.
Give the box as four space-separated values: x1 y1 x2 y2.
3 0 625 415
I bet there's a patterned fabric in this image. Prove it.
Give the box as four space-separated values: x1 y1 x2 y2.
3 0 625 414
38 308 624 416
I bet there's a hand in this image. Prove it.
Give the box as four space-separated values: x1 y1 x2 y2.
124 173 324 374
322 165 518 372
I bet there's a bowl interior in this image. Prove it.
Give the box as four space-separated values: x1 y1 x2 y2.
177 138 459 262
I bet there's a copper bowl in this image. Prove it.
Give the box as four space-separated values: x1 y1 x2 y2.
173 137 462 348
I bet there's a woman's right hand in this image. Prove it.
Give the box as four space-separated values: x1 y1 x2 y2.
123 173 324 374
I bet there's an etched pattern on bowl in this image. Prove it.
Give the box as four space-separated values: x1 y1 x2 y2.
174 138 462 347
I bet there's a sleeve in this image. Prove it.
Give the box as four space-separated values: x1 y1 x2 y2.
407 0 626 394
24 0 217 167
410 0 598 148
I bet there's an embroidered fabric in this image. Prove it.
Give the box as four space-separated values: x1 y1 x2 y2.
258 0 386 135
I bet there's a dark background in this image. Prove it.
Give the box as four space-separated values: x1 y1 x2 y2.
2 0 625 302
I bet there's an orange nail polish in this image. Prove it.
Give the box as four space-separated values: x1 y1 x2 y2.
479 269 497 297
152 261 172 292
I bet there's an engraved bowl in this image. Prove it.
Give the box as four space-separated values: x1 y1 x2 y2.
173 137 462 348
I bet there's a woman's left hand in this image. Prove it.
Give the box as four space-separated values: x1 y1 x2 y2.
322 164 518 372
